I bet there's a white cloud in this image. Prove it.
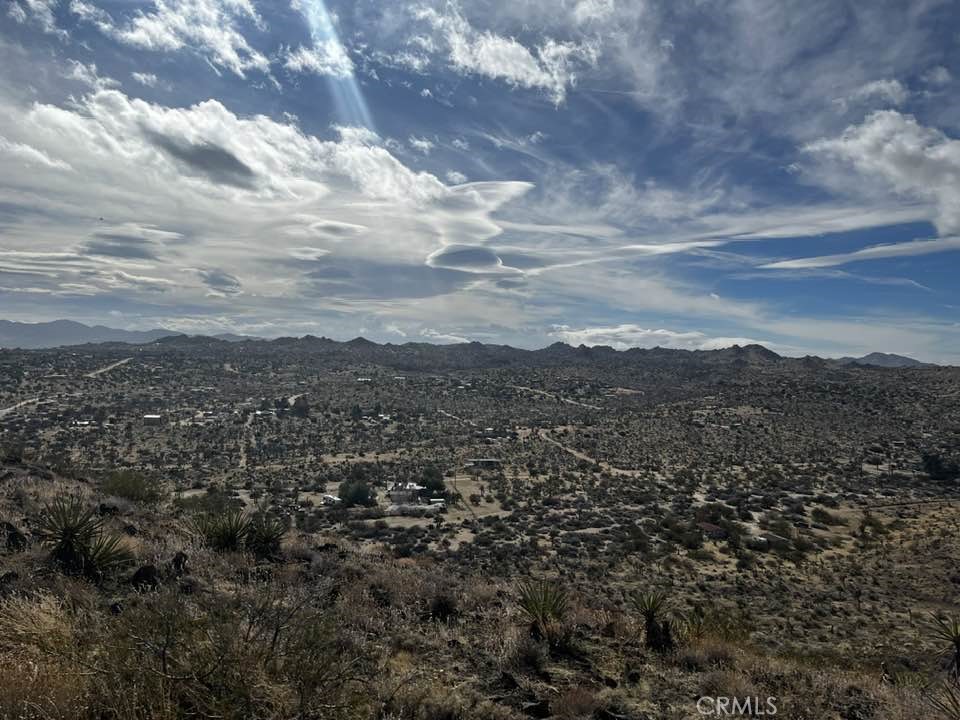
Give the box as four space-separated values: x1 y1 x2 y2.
572 0 615 24
848 79 909 107
921 66 952 87
414 3 598 103
550 324 768 351
408 136 434 154
65 60 119 90
76 0 270 78
0 135 73 171
762 236 960 270
805 111 960 234
131 72 159 87
8 0 63 35
446 170 467 184
283 41 354 78
0 85 537 320
420 327 469 343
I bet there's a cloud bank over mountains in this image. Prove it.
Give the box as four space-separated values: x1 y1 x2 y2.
1 0 959 362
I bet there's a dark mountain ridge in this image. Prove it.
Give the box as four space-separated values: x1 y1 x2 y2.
0 319 941 371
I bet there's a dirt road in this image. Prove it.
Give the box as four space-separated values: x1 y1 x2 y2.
85 357 132 378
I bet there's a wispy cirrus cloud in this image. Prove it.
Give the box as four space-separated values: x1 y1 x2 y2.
762 236 960 270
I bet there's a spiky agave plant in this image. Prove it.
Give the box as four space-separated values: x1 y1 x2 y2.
930 614 960 683
631 591 675 652
38 495 132 579
38 495 102 574
927 681 960 720
517 580 570 647
194 509 250 552
246 513 286 559
85 533 134 580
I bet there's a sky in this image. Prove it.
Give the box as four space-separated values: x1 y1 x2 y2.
1 0 959 362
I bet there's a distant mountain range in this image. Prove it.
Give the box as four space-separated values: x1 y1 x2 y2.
0 319 940 368
836 352 935 368
0 320 253 349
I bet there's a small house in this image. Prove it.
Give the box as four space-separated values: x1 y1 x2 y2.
387 482 425 504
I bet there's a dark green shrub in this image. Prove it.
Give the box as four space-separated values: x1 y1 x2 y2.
101 470 165 505
338 479 376 507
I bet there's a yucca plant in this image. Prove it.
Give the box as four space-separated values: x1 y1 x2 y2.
631 591 675 652
930 614 960 682
927 681 960 720
194 509 250 552
517 580 570 648
247 513 286 559
678 606 747 644
85 534 135 579
38 495 132 580
38 495 102 574
678 607 708 643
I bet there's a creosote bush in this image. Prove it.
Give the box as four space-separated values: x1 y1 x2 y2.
100 470 166 505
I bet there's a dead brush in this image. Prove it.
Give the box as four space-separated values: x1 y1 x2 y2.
552 686 599 719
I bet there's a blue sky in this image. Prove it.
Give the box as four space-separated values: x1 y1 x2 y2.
1 0 959 361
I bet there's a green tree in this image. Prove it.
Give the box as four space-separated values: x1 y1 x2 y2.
338 479 375 508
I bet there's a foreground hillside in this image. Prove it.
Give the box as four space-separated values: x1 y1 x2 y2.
1 456 958 720
2 341 959 718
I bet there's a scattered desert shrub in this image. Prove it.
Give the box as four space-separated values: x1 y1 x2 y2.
677 639 737 672
100 470 165 505
811 507 845 526
500 628 548 673
0 584 369 720
552 686 598 719
0 593 89 719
